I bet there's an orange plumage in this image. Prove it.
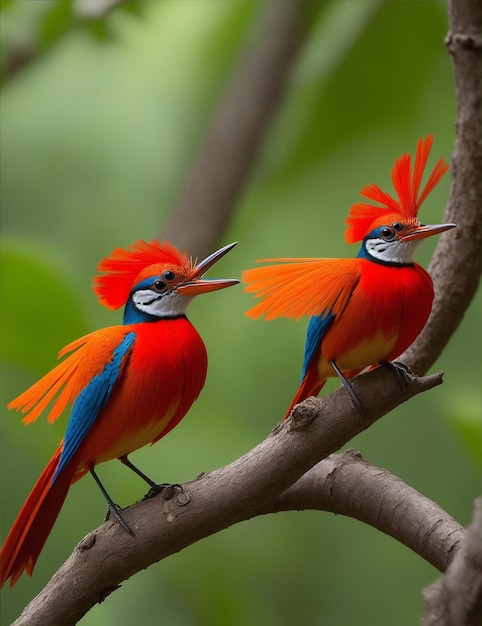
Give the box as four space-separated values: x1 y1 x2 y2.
243 136 454 418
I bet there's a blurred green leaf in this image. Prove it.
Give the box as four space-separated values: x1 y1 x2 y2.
0 244 89 375
85 16 113 42
448 402 482 467
0 0 15 11
117 0 145 18
38 1 74 52
272 0 448 176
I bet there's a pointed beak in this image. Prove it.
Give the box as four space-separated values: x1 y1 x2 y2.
400 223 456 242
177 242 239 295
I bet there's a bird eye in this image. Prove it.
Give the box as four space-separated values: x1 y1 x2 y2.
163 270 176 281
392 222 403 231
153 279 168 292
380 227 395 240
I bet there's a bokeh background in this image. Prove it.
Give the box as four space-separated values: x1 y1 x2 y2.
1 1 480 625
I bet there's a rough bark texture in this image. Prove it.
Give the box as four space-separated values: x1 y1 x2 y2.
268 450 465 573
422 498 482 626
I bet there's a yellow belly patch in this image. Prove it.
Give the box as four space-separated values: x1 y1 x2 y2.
318 331 397 379
94 399 181 465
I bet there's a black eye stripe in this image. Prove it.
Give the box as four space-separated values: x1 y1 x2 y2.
144 294 163 305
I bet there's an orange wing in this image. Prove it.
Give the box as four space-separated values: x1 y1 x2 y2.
8 326 132 425
243 258 361 321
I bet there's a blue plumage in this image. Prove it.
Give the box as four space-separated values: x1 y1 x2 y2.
301 312 334 381
53 332 136 481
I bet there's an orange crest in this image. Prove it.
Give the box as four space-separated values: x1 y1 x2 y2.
93 240 194 309
345 136 449 244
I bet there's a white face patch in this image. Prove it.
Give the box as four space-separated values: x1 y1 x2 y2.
132 289 192 318
365 237 422 265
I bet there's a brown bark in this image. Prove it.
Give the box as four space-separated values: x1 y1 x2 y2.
422 498 482 626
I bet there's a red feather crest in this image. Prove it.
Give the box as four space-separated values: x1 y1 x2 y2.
93 240 193 309
345 136 449 244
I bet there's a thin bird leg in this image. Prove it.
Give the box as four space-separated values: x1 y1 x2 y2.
119 455 180 498
119 455 158 487
89 466 134 536
329 360 365 417
380 361 415 390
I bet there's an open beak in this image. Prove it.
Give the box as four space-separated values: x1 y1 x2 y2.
400 222 456 242
177 242 239 295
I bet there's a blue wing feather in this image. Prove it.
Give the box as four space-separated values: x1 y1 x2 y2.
301 312 334 381
53 332 136 481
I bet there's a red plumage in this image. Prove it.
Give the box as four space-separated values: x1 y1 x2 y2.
93 239 194 309
279 259 434 417
1 240 237 587
2 443 71 587
345 135 449 243
243 136 453 419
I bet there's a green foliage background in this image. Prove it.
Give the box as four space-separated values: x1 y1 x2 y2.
1 2 480 625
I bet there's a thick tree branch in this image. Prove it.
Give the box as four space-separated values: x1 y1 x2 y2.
422 497 482 626
12 368 444 626
267 450 465 573
401 0 482 375
159 0 308 258
442 496 482 626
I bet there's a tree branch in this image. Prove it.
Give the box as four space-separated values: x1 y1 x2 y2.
159 0 308 258
401 0 482 375
1 0 137 86
267 449 465 573
422 497 482 626
12 367 445 626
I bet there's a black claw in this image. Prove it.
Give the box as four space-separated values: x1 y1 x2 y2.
90 466 134 535
106 503 134 536
381 361 414 390
145 483 183 500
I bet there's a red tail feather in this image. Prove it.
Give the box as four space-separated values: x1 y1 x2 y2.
0 442 76 587
283 375 327 420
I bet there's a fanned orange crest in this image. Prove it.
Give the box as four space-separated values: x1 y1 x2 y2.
93 240 193 309
345 136 449 244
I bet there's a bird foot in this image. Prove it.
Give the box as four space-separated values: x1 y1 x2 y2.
144 482 183 501
381 361 415 390
104 503 134 536
91 466 134 535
